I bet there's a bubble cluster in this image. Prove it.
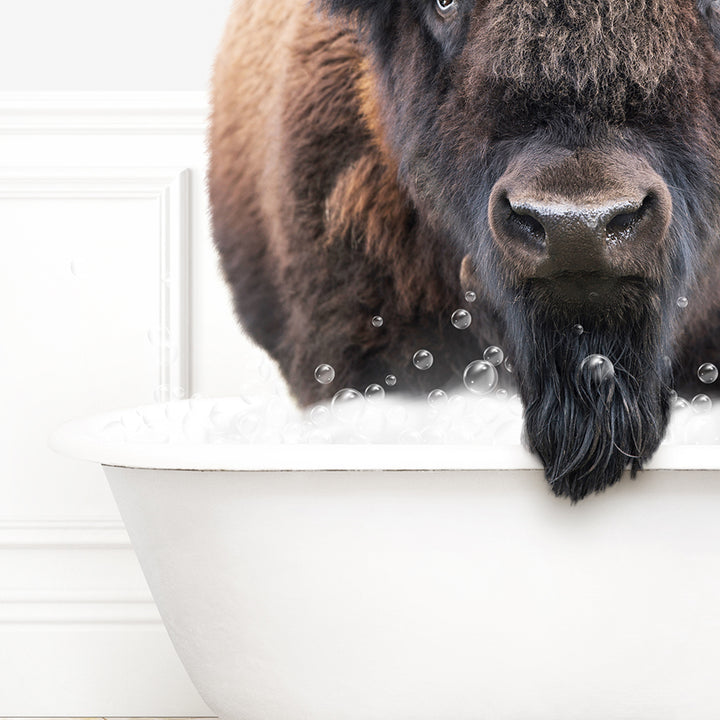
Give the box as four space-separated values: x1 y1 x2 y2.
698 363 718 384
95 383 720 450
314 364 335 384
463 360 499 396
413 349 434 370
153 385 185 403
451 309 472 330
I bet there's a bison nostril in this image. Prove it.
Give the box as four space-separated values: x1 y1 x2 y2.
605 194 654 237
503 197 547 248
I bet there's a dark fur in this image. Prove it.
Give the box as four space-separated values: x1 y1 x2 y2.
209 0 720 500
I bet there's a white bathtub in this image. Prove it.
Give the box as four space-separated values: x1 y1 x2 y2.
51 397 720 720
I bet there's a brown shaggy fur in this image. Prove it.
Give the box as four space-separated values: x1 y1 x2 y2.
209 0 720 416
209 1 495 405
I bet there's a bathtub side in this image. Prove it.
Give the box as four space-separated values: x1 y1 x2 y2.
104 464 720 720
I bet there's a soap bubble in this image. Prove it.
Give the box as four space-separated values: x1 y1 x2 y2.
265 397 290 427
451 309 472 330
483 346 504 366
400 429 423 443
371 315 384 328
182 412 207 443
427 389 449 408
413 349 434 370
153 384 169 403
69 257 88 279
464 290 477 302
421 424 447 443
385 374 397 386
147 327 179 362
281 422 304 444
120 411 143 433
386 404 408 429
698 363 718 384
496 388 508 400
314 364 335 384
580 354 615 384
164 399 187 422
310 404 331 426
364 383 386 402
691 394 712 414
448 394 467 414
147 326 171 347
572 324 584 336
677 296 688 308
463 360 499 395
331 388 365 423
503 358 514 373
233 411 260 438
102 420 126 441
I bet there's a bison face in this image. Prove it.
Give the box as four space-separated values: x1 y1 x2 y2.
322 0 720 499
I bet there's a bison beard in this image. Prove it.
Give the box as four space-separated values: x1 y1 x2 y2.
506 279 674 501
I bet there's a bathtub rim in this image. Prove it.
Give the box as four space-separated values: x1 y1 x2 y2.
49 399 720 473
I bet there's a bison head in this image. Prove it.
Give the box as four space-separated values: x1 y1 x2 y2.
322 0 720 499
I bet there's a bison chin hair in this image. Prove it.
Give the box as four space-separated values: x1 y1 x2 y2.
507 280 674 502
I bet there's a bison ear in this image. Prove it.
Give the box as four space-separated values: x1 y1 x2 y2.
698 0 720 49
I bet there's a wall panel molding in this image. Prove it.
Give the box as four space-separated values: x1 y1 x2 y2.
0 166 192 401
0 517 158 625
0 91 208 134
0 516 129 549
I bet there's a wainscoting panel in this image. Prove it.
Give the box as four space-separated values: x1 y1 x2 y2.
0 93 279 714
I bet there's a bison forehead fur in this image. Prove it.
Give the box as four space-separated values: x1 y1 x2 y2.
209 0 720 500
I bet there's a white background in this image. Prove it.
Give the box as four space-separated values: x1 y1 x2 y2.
0 0 289 714
0 0 235 91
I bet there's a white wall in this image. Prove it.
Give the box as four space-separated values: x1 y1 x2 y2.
0 1 290 715
0 0 235 91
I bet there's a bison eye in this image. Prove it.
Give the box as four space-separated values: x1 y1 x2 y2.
435 0 457 18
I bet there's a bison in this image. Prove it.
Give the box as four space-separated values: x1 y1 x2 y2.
209 0 720 500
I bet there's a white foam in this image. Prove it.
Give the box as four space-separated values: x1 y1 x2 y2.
95 392 720 448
